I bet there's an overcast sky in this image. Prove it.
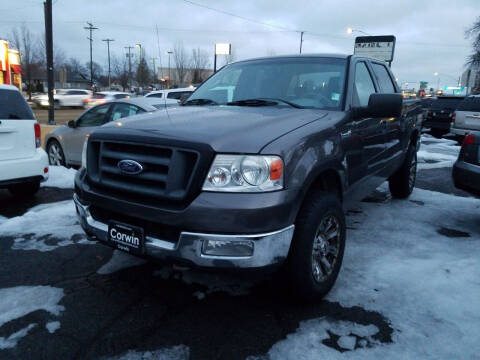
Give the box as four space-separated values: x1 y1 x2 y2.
1 0 478 89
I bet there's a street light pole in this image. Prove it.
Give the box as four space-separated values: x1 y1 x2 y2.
299 31 305 54
151 57 157 85
136 44 142 88
43 0 55 125
102 38 114 89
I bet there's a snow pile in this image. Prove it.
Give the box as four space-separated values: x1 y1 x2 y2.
0 215 6 225
41 166 77 189
103 345 189 360
97 250 146 275
261 187 480 359
1 200 89 252
0 286 64 349
418 135 459 170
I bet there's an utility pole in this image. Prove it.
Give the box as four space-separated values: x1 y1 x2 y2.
125 46 134 90
167 51 173 89
151 57 157 84
84 22 98 89
299 31 305 54
102 38 114 89
43 0 54 124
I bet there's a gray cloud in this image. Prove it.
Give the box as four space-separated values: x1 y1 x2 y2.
1 0 478 89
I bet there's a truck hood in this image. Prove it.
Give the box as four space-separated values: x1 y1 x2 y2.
101 105 329 153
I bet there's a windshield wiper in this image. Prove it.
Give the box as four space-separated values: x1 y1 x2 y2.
182 98 218 106
226 98 303 108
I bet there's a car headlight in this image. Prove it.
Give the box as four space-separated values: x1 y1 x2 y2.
81 139 88 169
202 155 283 192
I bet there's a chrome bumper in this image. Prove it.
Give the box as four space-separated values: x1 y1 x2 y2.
73 194 295 268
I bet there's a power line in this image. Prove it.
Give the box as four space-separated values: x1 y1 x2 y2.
180 0 293 31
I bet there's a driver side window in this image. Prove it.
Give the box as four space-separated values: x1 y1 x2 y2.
353 62 376 107
77 104 110 127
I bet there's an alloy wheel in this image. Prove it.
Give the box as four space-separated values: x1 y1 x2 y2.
48 143 64 166
311 214 341 283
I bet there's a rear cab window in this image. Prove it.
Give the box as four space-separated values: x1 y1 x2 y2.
457 97 480 112
431 97 465 110
167 91 192 99
0 89 35 120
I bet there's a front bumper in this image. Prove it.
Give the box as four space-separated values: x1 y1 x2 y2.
73 193 295 269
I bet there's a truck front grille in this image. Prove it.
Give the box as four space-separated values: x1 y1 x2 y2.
87 140 201 205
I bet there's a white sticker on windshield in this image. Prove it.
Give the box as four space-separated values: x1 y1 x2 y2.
331 93 340 101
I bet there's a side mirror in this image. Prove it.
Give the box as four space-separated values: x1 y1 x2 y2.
353 93 403 119
67 120 76 128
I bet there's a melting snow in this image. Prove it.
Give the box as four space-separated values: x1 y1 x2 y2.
417 134 459 170
41 166 77 189
1 200 89 252
260 187 480 359
0 286 64 349
103 345 189 360
45 321 60 334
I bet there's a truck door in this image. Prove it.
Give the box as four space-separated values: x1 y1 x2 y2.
370 62 403 168
351 61 386 178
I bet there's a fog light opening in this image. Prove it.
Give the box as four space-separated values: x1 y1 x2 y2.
202 239 254 257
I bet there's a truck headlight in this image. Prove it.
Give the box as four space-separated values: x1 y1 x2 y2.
81 139 88 169
202 155 283 192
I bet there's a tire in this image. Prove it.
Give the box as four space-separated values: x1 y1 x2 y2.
388 144 417 199
47 139 66 167
8 180 40 198
285 190 346 300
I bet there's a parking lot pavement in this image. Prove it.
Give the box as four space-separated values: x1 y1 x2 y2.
33 108 84 125
1 136 479 359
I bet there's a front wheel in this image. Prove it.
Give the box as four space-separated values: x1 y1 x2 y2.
388 144 417 199
285 191 346 300
47 140 66 167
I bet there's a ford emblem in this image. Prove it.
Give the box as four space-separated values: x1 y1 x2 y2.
117 160 143 175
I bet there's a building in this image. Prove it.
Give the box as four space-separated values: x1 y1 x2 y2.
156 67 213 88
461 65 480 94
0 40 22 90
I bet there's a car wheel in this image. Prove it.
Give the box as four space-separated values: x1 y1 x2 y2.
285 190 346 300
8 180 40 198
388 144 417 199
47 140 66 167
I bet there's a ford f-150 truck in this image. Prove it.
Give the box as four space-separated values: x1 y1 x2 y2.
74 54 422 299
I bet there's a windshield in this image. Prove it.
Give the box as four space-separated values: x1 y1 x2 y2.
188 57 347 110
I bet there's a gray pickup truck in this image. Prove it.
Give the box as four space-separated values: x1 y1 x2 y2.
74 54 422 299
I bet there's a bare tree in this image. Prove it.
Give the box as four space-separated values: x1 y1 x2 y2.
65 58 87 80
111 54 129 91
173 41 189 86
38 33 66 68
9 24 39 99
190 48 209 84
466 16 480 93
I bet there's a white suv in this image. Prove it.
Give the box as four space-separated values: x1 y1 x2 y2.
0 85 49 197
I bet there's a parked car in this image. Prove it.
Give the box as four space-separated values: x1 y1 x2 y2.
33 89 92 109
452 132 480 195
45 98 163 167
74 54 421 300
0 84 49 197
423 96 465 137
84 91 130 108
450 95 480 138
144 87 195 105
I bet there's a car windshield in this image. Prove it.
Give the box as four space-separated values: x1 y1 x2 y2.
187 57 347 110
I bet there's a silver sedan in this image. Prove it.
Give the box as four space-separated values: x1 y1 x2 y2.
44 97 169 167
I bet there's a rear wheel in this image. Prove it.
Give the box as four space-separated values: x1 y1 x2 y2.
47 140 66 167
389 144 417 199
8 180 40 198
285 191 346 300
